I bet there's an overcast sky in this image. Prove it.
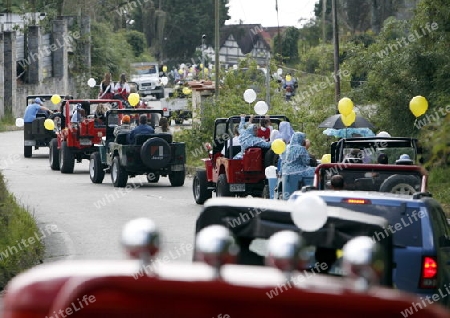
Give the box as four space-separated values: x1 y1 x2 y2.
226 0 318 28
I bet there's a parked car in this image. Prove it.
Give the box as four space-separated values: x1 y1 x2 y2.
50 99 124 173
289 189 450 307
89 108 185 187
2 201 448 317
193 115 289 204
20 95 68 158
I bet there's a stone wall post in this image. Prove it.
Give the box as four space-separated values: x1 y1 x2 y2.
3 31 16 116
52 19 68 92
0 33 4 118
27 25 42 84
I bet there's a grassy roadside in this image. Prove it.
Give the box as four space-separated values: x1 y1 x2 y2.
0 114 19 133
0 172 44 290
427 167 450 217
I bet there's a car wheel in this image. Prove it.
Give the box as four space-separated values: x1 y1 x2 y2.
49 138 60 170
379 174 421 195
216 174 232 197
193 170 212 204
90 152 105 184
147 172 160 183
24 146 32 158
111 156 128 187
169 169 185 187
59 141 74 173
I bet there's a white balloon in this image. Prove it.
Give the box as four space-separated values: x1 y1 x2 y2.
233 64 238 70
277 68 283 75
291 193 328 232
161 77 168 86
15 118 24 127
377 131 391 137
87 78 96 88
254 101 268 115
243 89 257 103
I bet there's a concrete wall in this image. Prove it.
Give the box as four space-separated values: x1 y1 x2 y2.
2 16 90 118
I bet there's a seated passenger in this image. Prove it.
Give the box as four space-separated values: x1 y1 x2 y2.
94 103 110 126
278 121 294 144
233 115 271 159
395 154 413 165
70 103 85 123
113 115 131 137
377 153 389 164
129 114 155 144
257 118 271 141
330 175 344 190
281 132 315 178
154 117 172 134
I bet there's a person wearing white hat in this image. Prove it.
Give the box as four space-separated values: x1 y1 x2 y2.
23 98 53 123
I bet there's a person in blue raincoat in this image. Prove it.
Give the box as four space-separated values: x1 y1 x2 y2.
234 115 271 159
280 132 315 199
278 121 294 144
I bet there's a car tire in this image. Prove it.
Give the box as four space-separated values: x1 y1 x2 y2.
379 174 421 195
193 170 212 204
60 141 74 174
147 172 160 183
90 152 105 184
49 138 60 170
169 169 185 187
24 146 32 158
140 137 171 169
216 174 232 197
111 156 128 187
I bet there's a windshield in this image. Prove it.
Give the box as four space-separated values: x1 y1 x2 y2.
320 168 422 192
133 64 158 76
342 147 416 164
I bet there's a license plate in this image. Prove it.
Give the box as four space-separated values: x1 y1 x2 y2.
171 164 184 171
80 138 92 146
230 183 245 192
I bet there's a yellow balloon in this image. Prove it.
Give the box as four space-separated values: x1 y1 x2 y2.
182 87 192 95
44 118 55 130
341 110 356 127
200 64 204 69
128 93 140 107
285 75 292 82
271 139 286 155
409 96 428 118
321 154 331 164
51 94 61 105
162 65 167 73
338 97 354 116
178 69 183 74
336 249 343 258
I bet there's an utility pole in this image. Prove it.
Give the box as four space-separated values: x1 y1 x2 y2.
214 0 219 98
265 53 271 108
332 0 340 113
322 0 326 43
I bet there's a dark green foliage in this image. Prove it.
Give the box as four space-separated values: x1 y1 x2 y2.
0 173 44 289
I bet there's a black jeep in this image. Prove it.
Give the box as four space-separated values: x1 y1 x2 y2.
89 108 186 187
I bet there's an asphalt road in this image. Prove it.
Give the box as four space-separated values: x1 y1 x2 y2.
0 130 202 264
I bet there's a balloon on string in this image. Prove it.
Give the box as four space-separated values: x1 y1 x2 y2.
286 75 292 82
341 110 356 127
178 69 184 75
321 154 331 164
44 119 55 131
243 89 256 103
162 65 167 73
182 87 192 95
409 96 428 117
87 78 96 88
161 77 168 86
128 93 140 107
338 97 354 116
271 139 286 155
15 118 24 127
51 94 61 105
291 194 328 232
254 101 268 115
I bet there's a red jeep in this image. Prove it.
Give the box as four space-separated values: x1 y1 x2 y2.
193 115 289 204
49 99 124 173
2 201 449 317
